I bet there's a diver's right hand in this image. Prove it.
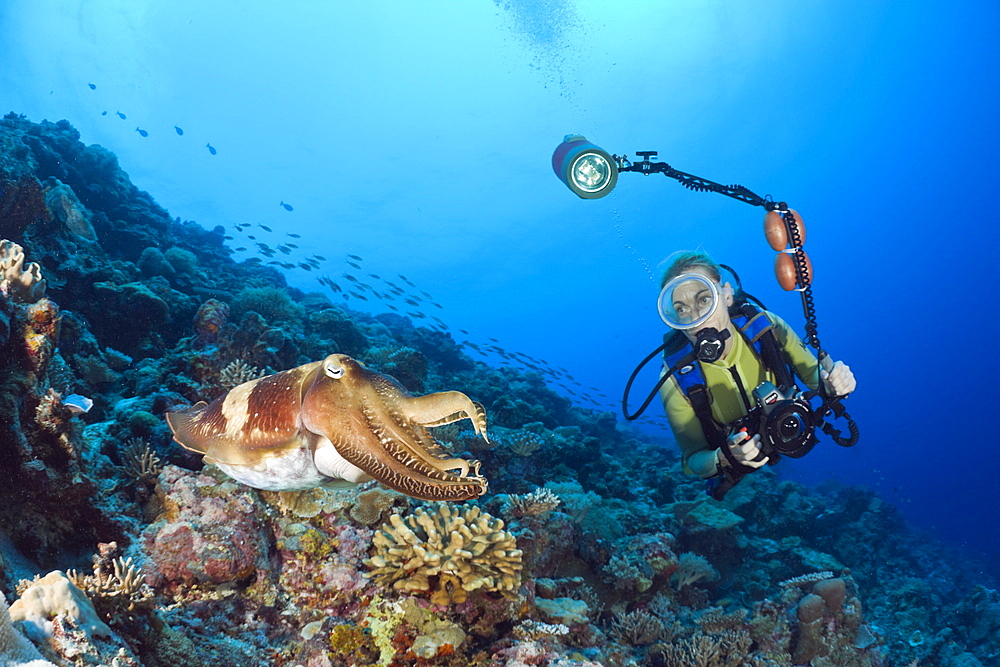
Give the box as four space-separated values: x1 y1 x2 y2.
726 430 768 468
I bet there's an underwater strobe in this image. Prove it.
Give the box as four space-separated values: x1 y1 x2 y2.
551 135 619 199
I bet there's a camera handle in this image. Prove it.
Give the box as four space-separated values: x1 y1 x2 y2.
812 350 860 448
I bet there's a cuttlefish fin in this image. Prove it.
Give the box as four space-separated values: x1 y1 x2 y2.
403 392 489 442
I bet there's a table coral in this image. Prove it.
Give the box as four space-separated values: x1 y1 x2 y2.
364 503 523 605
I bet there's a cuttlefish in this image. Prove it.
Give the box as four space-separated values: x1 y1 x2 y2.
166 354 489 500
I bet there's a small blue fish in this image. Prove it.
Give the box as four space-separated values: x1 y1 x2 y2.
88 83 96 90
280 201 293 211
116 111 126 119
175 125 184 135
101 111 107 116
287 232 301 238
135 127 148 137
206 143 217 155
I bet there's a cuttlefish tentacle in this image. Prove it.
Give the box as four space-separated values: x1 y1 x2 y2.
363 375 473 469
401 392 489 442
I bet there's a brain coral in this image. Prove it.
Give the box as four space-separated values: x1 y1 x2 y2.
364 503 522 605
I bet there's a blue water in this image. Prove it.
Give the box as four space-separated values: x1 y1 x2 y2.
2 0 998 570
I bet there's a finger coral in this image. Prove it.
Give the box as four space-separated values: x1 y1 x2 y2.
0 239 46 303
364 503 523 605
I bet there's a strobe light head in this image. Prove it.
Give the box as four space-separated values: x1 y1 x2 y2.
552 134 618 199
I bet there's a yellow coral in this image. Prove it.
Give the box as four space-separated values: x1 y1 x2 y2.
0 239 46 303
364 503 522 604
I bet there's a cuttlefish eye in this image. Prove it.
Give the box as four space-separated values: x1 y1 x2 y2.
324 360 345 379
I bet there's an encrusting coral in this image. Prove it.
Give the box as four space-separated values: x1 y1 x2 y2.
364 503 523 605
0 239 46 303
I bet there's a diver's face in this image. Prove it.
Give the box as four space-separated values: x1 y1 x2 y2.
671 280 717 326
678 269 734 344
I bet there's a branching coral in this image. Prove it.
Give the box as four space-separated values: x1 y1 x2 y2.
672 552 720 590
653 631 752 667
364 503 523 605
779 570 834 589
0 239 46 303
66 543 154 623
120 437 162 485
696 607 748 634
503 488 561 518
217 358 266 390
506 430 546 457
607 609 671 646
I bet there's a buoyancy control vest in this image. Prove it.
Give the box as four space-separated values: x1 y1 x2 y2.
661 301 797 454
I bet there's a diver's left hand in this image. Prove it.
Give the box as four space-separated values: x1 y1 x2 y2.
821 360 856 397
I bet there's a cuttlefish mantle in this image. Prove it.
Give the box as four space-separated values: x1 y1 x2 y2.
166 354 489 500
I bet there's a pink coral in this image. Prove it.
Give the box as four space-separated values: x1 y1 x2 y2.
142 465 272 589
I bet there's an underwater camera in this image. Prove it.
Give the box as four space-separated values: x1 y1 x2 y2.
729 381 817 461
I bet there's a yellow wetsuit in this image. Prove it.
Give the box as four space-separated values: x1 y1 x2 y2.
659 311 820 477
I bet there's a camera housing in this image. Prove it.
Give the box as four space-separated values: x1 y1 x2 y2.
732 381 817 459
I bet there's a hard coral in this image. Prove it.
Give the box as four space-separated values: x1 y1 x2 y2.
9 571 111 641
0 589 54 666
0 239 46 303
364 503 523 605
504 488 561 518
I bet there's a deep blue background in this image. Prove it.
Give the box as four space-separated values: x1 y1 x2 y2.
3 1 998 570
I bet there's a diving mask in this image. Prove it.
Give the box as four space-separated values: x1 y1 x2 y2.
657 273 723 330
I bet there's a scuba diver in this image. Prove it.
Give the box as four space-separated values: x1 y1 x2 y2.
653 251 856 498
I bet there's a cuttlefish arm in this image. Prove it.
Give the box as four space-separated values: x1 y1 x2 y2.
402 391 489 441
301 355 489 501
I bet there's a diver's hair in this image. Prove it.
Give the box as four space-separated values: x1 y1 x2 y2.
660 251 723 288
